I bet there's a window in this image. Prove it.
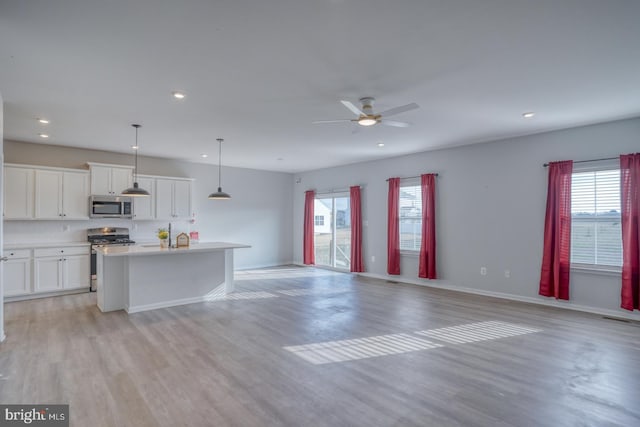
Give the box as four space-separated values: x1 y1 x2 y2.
399 184 422 251
571 169 622 268
314 215 324 226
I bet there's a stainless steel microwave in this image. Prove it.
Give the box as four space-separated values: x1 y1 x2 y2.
89 195 133 218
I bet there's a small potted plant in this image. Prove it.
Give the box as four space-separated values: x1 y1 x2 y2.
157 228 169 248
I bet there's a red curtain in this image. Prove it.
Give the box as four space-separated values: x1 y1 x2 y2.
350 186 364 272
387 177 401 275
303 190 315 265
419 174 437 279
539 160 573 300
620 153 640 311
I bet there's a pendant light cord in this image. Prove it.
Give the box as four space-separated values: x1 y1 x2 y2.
134 126 139 182
132 124 141 183
217 138 223 189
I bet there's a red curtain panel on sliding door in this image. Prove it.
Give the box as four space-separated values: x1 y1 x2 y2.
539 160 573 300
350 186 364 273
303 190 315 265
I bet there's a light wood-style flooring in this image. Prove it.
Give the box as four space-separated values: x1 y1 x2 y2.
1 266 639 426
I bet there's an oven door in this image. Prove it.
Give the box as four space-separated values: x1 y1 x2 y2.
90 246 97 292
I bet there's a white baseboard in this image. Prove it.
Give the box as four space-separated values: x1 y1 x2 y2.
355 271 640 321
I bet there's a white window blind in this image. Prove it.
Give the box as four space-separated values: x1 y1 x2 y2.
399 185 422 251
571 169 622 268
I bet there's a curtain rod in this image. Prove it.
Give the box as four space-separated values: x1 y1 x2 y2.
310 185 363 195
385 173 439 182
543 157 617 167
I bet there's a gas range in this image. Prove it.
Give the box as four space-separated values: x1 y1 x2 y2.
87 227 136 247
88 227 135 292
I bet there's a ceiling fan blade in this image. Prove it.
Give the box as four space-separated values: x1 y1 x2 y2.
312 119 353 124
341 100 365 117
378 102 419 118
381 119 411 128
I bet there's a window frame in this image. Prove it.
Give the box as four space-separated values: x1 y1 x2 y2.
399 180 422 254
569 160 622 274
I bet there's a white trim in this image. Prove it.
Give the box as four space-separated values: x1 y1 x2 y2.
126 295 207 313
355 271 640 321
5 288 90 302
286 264 640 321
5 162 91 174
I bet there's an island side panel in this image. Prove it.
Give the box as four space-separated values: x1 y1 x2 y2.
126 251 225 313
97 252 127 312
224 248 234 293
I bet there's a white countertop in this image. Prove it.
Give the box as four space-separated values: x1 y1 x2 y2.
95 242 250 257
4 242 91 249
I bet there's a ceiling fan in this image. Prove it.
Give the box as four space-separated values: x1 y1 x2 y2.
313 97 419 128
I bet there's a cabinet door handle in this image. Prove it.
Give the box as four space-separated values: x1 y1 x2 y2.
1 257 8 262
63 214 66 217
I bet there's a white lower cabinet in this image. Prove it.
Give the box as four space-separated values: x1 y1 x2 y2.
63 255 91 290
4 245 91 299
3 250 32 297
34 256 64 292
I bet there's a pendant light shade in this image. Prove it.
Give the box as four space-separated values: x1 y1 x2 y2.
208 138 231 200
122 124 150 197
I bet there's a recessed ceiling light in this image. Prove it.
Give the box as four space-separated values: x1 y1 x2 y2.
172 91 186 99
37 118 50 124
200 154 208 158
522 112 535 118
377 142 385 147
38 133 49 138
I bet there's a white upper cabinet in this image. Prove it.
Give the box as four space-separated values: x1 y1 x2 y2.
153 177 193 220
4 165 34 219
62 171 90 219
34 169 63 219
88 163 133 195
132 176 156 220
34 169 90 220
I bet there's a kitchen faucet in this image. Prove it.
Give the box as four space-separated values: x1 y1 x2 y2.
168 223 172 248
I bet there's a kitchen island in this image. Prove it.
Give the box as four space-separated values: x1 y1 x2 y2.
95 242 250 313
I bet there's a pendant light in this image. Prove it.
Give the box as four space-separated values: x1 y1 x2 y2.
122 124 150 197
208 138 231 199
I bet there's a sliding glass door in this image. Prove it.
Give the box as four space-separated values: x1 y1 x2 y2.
314 194 351 270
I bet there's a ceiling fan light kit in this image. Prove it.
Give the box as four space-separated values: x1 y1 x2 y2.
313 97 419 128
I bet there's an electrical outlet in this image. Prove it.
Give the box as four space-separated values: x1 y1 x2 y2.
504 270 511 278
364 220 369 227
480 267 487 276
371 255 375 263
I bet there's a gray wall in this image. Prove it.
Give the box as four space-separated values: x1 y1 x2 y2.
293 117 640 319
4 140 294 270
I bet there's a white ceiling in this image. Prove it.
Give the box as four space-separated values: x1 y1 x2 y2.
1 0 639 173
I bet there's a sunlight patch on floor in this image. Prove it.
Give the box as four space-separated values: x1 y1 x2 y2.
206 290 278 301
276 288 350 297
414 321 541 344
283 333 443 365
235 267 343 281
286 320 542 365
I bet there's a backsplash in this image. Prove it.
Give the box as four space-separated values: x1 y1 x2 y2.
3 219 193 245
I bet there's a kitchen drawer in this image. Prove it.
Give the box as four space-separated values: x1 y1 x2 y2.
34 246 89 258
3 249 31 259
